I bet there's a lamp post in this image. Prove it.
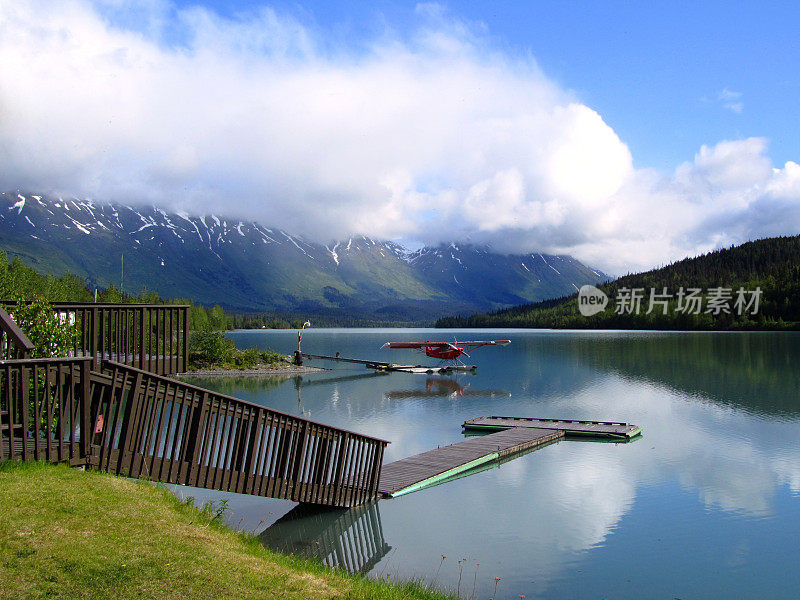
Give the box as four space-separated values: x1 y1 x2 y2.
294 320 311 365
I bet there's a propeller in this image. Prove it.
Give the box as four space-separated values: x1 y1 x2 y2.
453 337 470 357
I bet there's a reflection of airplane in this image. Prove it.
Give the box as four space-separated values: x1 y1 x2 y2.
259 502 390 575
385 378 511 400
382 339 510 364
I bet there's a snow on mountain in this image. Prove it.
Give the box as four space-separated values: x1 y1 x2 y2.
0 191 608 319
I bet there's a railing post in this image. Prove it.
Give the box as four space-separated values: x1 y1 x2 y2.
80 358 92 462
138 307 146 371
182 306 189 373
368 442 386 499
117 371 144 476
184 390 208 486
91 307 99 367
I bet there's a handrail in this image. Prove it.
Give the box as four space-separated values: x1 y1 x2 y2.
1 355 386 507
0 306 34 359
0 356 93 465
90 360 387 506
1 301 190 309
112 361 391 444
0 356 89 365
1 301 189 375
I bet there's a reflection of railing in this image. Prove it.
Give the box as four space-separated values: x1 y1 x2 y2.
260 502 391 575
0 307 34 360
89 362 387 507
1 302 188 375
0 357 92 464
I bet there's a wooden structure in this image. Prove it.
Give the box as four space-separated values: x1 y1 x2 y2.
378 416 642 498
0 306 387 508
378 427 562 497
2 301 189 375
0 306 34 360
463 416 642 439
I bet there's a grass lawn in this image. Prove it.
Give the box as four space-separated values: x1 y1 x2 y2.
0 461 455 600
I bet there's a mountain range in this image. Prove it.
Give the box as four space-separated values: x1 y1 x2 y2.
0 191 607 322
437 234 800 330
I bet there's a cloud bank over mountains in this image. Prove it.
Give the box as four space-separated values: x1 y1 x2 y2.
1 0 798 274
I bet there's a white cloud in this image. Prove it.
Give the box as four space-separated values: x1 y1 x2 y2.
718 87 744 113
0 1 798 275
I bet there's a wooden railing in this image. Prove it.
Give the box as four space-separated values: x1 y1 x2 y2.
1 302 189 375
88 362 387 507
1 357 387 507
0 357 92 465
0 307 34 360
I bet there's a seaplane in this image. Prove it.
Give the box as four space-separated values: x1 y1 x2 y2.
381 339 511 370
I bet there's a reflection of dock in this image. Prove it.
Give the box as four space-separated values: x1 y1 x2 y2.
259 502 390 574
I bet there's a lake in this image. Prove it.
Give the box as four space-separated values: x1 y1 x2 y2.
177 328 800 599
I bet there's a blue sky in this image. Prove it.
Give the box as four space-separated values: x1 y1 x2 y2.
2 0 799 273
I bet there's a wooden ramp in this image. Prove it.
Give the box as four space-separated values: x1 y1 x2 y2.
463 416 642 439
378 427 563 497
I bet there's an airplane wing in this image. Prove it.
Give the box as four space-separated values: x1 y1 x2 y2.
382 341 450 349
458 340 512 350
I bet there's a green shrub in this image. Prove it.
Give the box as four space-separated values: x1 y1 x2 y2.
9 296 78 358
188 332 286 369
188 331 236 366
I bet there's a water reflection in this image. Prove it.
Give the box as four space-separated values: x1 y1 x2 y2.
260 502 391 575
562 332 800 418
385 377 510 400
202 330 800 599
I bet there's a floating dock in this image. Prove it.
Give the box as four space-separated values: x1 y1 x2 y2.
377 415 642 498
463 416 642 439
299 352 476 373
378 427 563 497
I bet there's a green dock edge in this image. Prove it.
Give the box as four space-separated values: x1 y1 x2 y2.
388 452 500 497
462 423 643 440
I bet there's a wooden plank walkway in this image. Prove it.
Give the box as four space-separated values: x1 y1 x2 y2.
463 416 642 439
378 427 563 497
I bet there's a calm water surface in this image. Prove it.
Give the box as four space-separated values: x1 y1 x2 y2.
177 329 800 599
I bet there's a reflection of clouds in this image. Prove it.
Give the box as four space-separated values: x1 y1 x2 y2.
192 331 800 598
547 451 635 549
377 368 800 594
552 375 800 517
772 454 800 494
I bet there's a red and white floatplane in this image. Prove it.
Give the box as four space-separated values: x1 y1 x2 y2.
296 337 510 374
381 339 511 372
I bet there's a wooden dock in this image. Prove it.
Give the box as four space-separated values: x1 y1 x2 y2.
378 427 563 497
463 416 642 439
299 352 476 373
377 415 643 498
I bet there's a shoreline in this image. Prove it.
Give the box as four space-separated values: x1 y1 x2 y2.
0 461 456 600
179 363 326 378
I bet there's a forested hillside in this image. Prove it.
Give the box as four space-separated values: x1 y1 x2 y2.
0 252 228 331
437 235 800 330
